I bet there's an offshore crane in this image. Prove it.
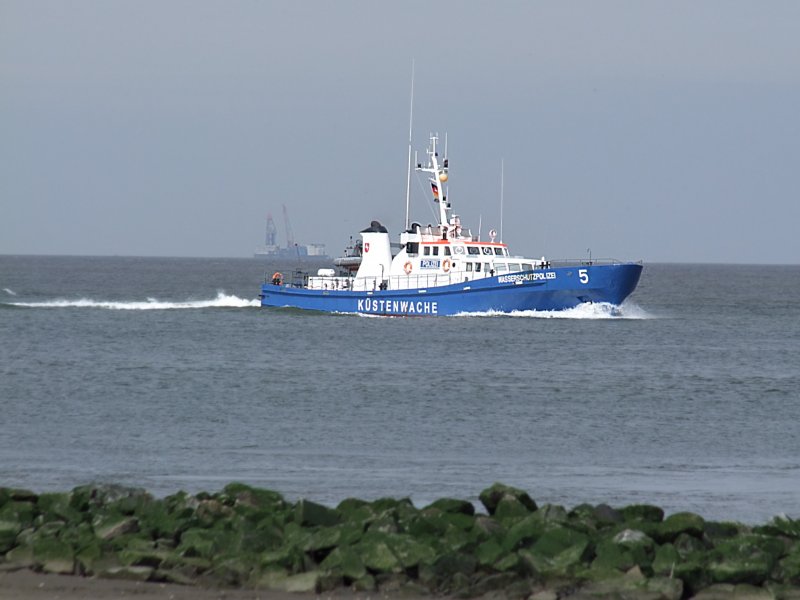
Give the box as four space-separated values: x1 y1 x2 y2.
265 213 277 247
282 204 295 248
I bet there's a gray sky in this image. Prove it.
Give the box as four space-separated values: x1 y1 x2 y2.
2 1 799 264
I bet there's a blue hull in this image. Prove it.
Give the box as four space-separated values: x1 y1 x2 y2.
260 263 642 317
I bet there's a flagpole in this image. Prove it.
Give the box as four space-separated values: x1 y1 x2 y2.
404 60 415 231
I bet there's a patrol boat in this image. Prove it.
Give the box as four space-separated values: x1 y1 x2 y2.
259 134 642 316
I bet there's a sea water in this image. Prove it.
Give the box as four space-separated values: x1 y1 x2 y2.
1 255 798 523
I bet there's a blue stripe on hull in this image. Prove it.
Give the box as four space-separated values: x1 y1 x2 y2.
260 263 642 317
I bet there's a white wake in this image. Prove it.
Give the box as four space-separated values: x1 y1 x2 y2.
8 291 259 310
455 302 653 320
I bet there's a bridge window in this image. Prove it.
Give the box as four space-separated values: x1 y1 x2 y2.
444 246 451 256
424 246 430 256
467 246 480 255
494 247 503 256
433 247 439 256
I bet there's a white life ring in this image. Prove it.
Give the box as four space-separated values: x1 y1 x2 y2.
403 261 413 275
442 259 451 273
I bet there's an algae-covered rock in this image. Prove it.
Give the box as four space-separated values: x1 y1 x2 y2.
692 583 773 599
475 538 505 567
386 533 437 568
320 546 367 581
494 496 535 524
656 511 705 543
177 527 236 560
303 522 362 552
502 514 551 551
479 483 538 516
32 537 74 574
574 570 683 600
707 535 786 585
70 484 149 513
592 540 638 573
520 526 593 577
775 543 800 584
705 521 747 544
36 492 82 524
220 482 286 511
294 498 340 527
620 504 665 524
754 514 800 540
0 519 21 553
352 533 404 573
93 515 139 541
424 498 475 516
2 543 35 571
0 501 36 529
418 552 477 591
651 543 680 576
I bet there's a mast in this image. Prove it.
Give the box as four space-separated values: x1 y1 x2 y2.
404 60 415 231
416 134 449 232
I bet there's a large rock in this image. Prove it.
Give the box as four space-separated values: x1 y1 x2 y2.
220 483 286 512
36 492 82 524
384 533 437 568
707 535 786 585
424 498 475 516
775 544 800 584
479 483 538 516
0 501 36 529
502 514 550 552
320 546 368 581
754 514 800 540
620 504 665 523
418 551 477 591
93 515 139 541
32 537 75 574
294 499 340 527
177 527 237 560
520 526 593 577
303 522 362 552
656 511 705 543
70 484 150 513
0 519 21 553
475 538 505 567
351 533 404 573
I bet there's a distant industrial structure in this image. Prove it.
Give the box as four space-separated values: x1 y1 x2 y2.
254 205 328 260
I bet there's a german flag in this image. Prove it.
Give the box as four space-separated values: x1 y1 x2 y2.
431 182 440 202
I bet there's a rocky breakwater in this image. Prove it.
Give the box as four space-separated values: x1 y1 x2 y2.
2 483 800 599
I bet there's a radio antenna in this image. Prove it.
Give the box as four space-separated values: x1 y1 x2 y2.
500 158 504 242
404 59 415 230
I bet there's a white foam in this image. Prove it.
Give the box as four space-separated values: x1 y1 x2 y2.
9 291 259 310
455 302 653 320
2 288 17 296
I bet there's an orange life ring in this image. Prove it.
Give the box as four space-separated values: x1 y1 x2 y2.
403 261 413 275
442 258 451 273
271 272 283 285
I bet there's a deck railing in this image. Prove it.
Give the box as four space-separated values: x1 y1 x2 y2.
265 258 641 290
